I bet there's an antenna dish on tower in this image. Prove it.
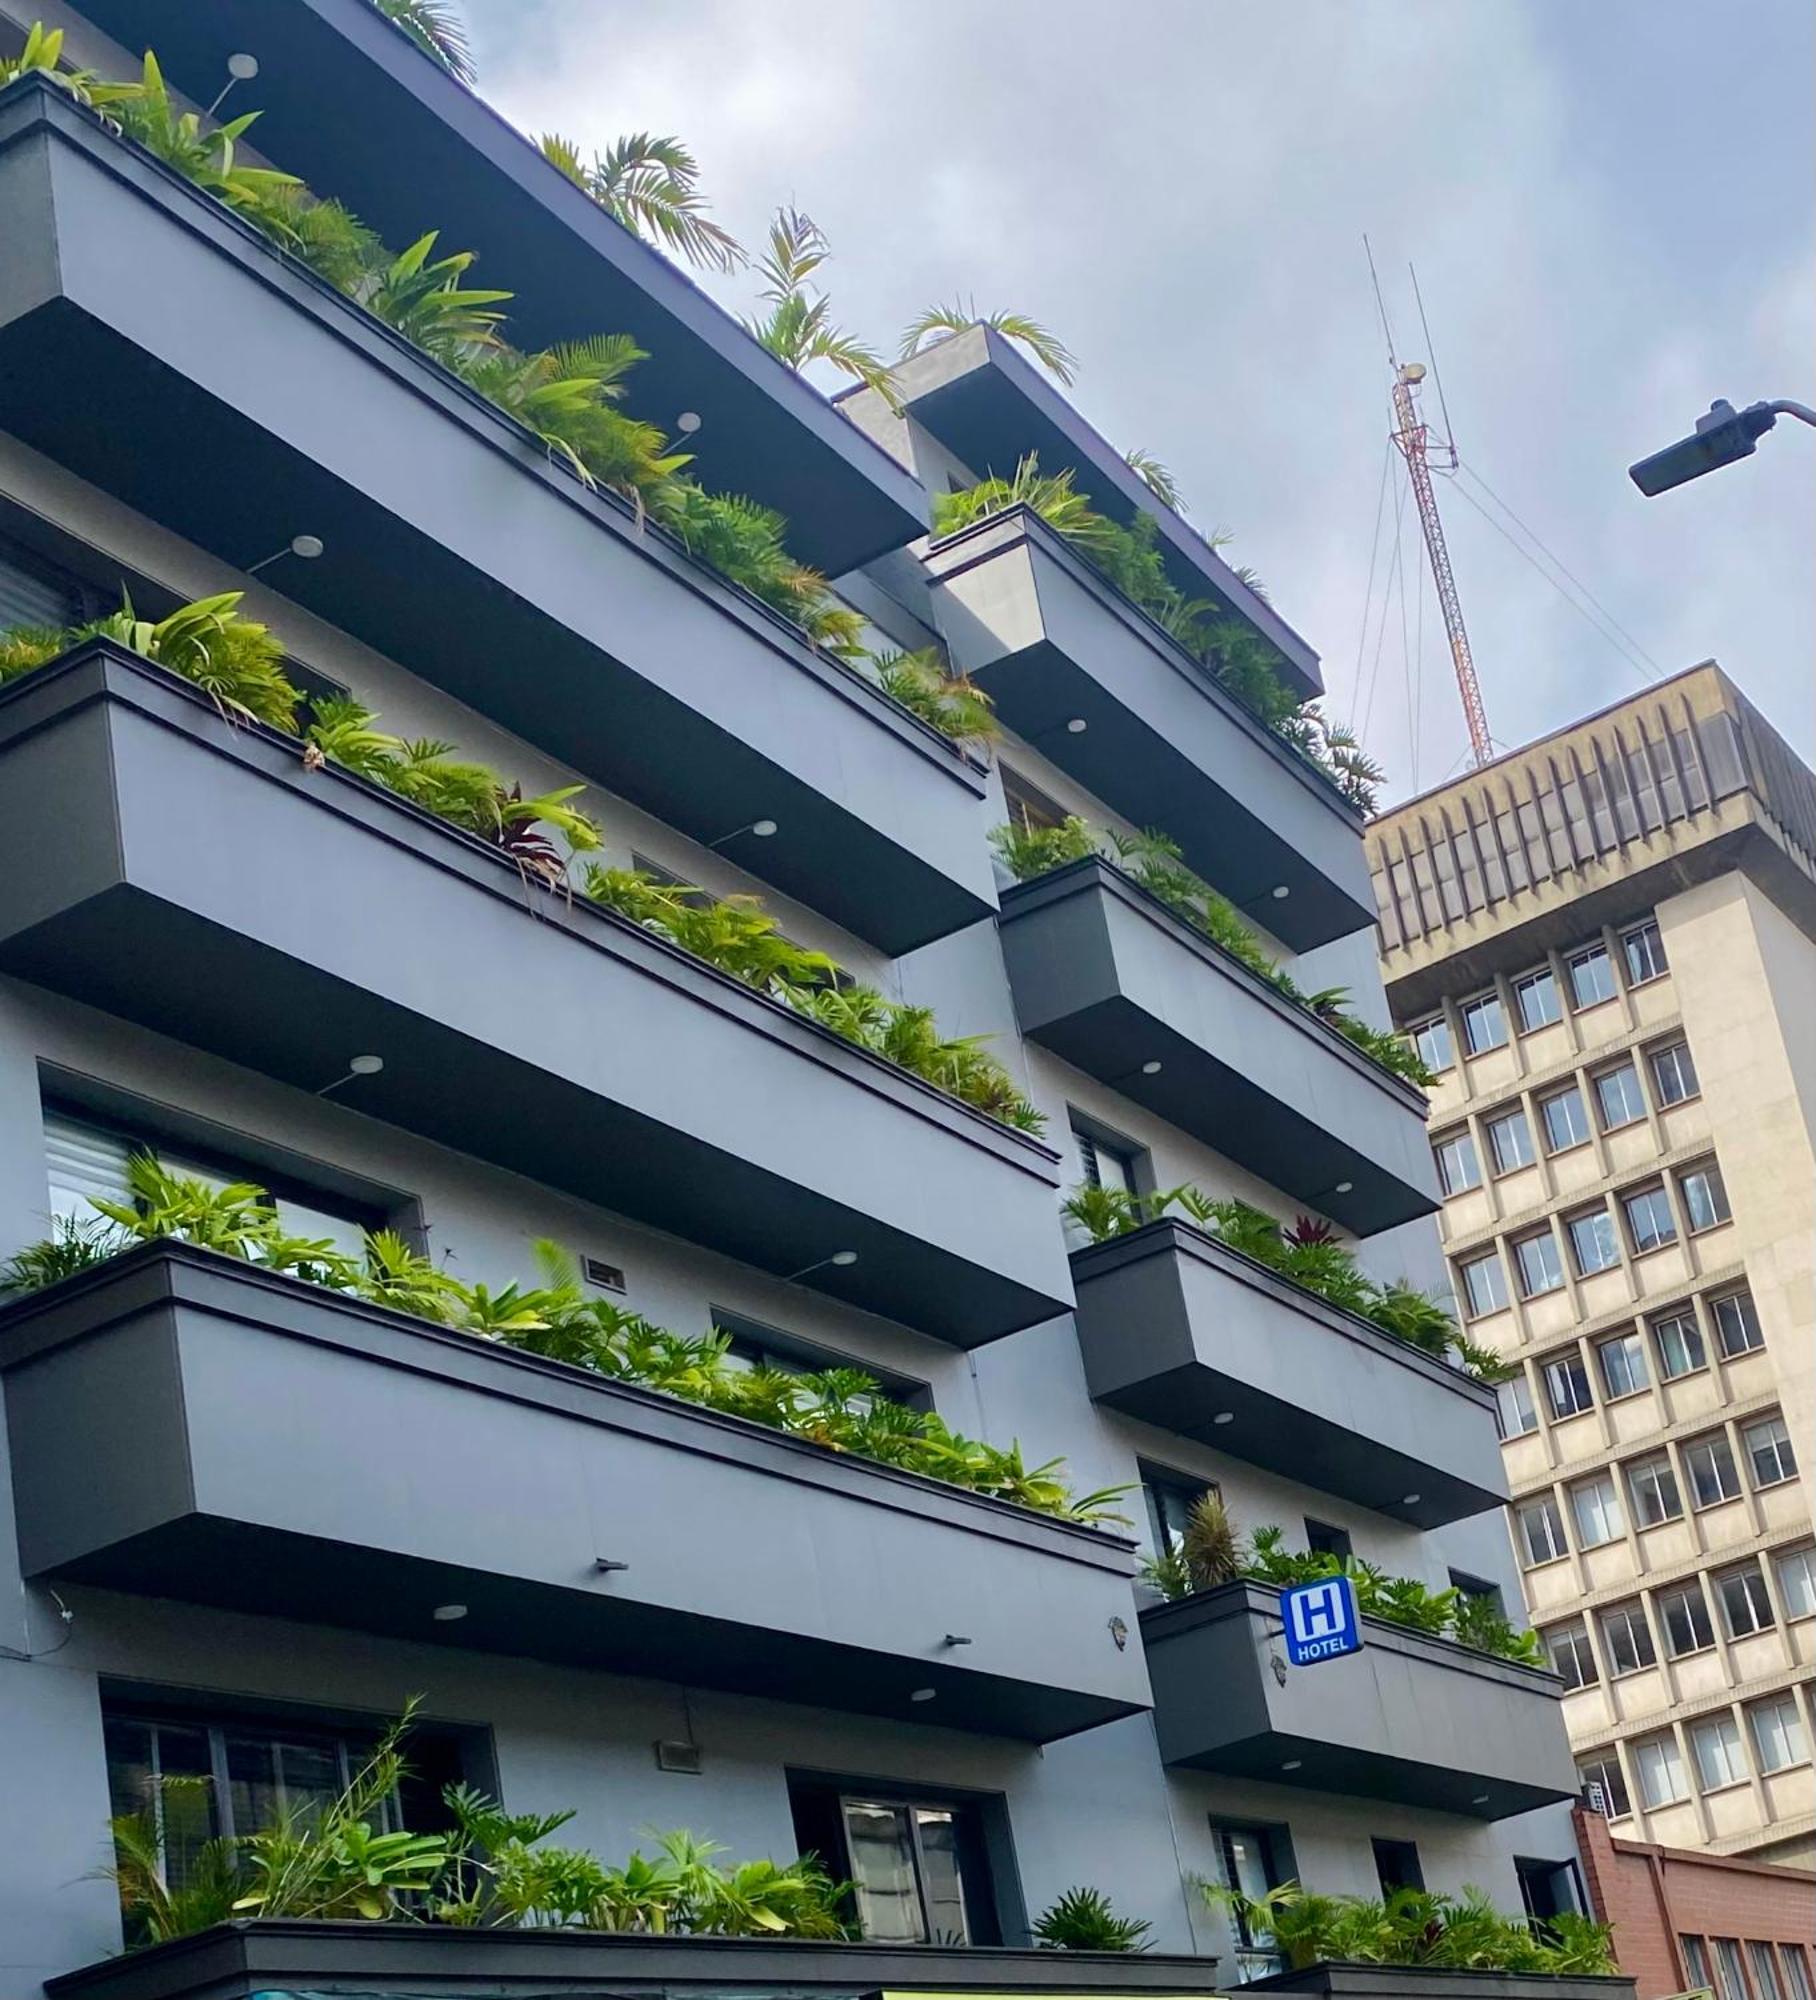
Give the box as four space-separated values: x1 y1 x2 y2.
1399 362 1427 384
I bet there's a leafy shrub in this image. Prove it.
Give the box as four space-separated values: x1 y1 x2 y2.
1033 1885 1154 1952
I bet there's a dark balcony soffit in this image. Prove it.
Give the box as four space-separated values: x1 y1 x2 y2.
0 1245 1142 1743
1245 1964 1635 2000
1000 860 1438 1238
1140 1582 1577 1820
925 509 1372 953
69 0 928 577
44 1919 1230 2000
0 648 1070 1345
864 323 1321 699
0 80 987 956
1070 1220 1503 1529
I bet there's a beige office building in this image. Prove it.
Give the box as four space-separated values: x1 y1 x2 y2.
1368 663 1816 1866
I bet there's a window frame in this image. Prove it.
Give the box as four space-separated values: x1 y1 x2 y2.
1141 1464 1214 1557
1711 1290 1764 1358
1657 1581 1715 1658
1651 1307 1708 1380
1517 1494 1569 1567
1599 1602 1658 1677
1688 1714 1748 1793
1621 1183 1679 1256
1742 1416 1797 1490
1570 1474 1624 1550
1773 1545 1816 1621
1596 1329 1650 1400
1485 1107 1536 1176
1716 1563 1776 1640
1627 1454 1683 1530
1592 1061 1649 1132
1539 1083 1592 1154
1631 1731 1688 1808
1495 1372 1539 1439
1513 966 1563 1033
1649 1040 1699 1107
1515 1228 1566 1299
1459 990 1509 1057
1621 918 1668 985
1683 1431 1743 1510
1544 1353 1596 1420
1411 1015 1454 1075
1548 1622 1597 1691
1432 1128 1482 1196
1747 1694 1809 1775
1679 1161 1732 1234
1567 942 1617 1010
1578 1754 1631 1820
1458 1250 1509 1319
1568 1206 1623 1277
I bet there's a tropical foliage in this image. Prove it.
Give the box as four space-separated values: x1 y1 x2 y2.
933 457 1386 812
900 302 1078 385
742 208 893 394
369 0 476 84
2 1162 1123 1526
1032 1885 1154 1952
991 818 1431 1085
870 647 998 747
1064 1180 1504 1383
539 130 742 272
1199 1878 1615 1975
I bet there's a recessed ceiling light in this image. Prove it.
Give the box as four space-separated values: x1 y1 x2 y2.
432 1603 468 1622
1471 1793 1491 1806
1213 1411 1235 1426
1271 884 1291 900
1281 1759 1303 1772
1065 717 1087 734
1141 1059 1163 1075
1334 1180 1354 1195
1401 1493 1422 1507
910 1687 937 1703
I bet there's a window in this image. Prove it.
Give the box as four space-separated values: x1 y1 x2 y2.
1459 1251 1508 1318
1448 1570 1504 1614
1658 1582 1714 1657
1597 1330 1650 1399
1774 1546 1816 1620
1569 1207 1622 1275
1516 1230 1565 1298
1514 967 1563 1032
1372 1838 1425 1895
1650 1041 1699 1106
1749 1695 1809 1773
1680 1162 1731 1233
1000 767 1066 837
1651 1308 1707 1379
1485 1108 1535 1174
1751 1945 1789 2000
0 533 84 630
1622 1184 1678 1255
1600 1602 1657 1676
1711 1291 1764 1358
1714 1942 1753 2000
711 1312 929 1412
1594 1063 1648 1131
1690 1715 1747 1791
1568 942 1617 1008
1514 1856 1582 1923
1685 1432 1743 1508
1720 1560 1776 1640
1684 1939 1714 1993
1579 1755 1630 1819
1460 991 1509 1055
1632 1732 1688 1807
1433 1129 1482 1195
1548 1622 1597 1690
1571 1475 1624 1549
1073 1120 1143 1197
1143 1468 1212 1556
1628 1455 1683 1529
1537 1084 1589 1155
1784 1948 1814 2000
1305 1519 1353 1562
1496 1373 1539 1439
1545 1353 1595 1420
1210 1822 1291 1975
839 1799 976 1943
1744 1416 1797 1488
1518 1495 1569 1566
1411 1016 1454 1074
1622 918 1668 984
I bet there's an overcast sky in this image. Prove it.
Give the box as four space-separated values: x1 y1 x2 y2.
469 0 1813 803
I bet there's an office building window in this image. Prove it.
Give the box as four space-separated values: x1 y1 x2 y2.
1750 1945 1789 2000
1372 1839 1425 1895
1209 1821 1291 1975
1683 1939 1714 1993
1748 1695 1809 1774
1304 1519 1353 1562
1594 1063 1648 1131
1684 1432 1743 1509
1548 1622 1597 1690
1486 1108 1536 1175
1571 1475 1624 1550
1599 1602 1657 1676
1545 1353 1595 1420
1514 966 1563 1032
1411 1016 1454 1074
1715 1564 1774 1640
1621 1184 1677 1255
1496 1373 1539 1439
1680 1162 1731 1233
1627 1455 1683 1530
1650 1041 1699 1106
1632 1733 1687 1808
1514 1856 1582 1923
1783 1948 1815 2000
1579 1756 1630 1819
1540 1083 1592 1153
1773 1546 1816 1621
1459 1252 1508 1318
1461 991 1509 1055
1516 1230 1565 1298
1744 1416 1797 1488
1568 942 1617 1008
1711 1290 1764 1357
1690 1715 1747 1791
1517 1495 1569 1567
1073 1122 1143 1196
1569 1206 1622 1276
789 1780 1001 1946
1657 1582 1714 1657
1000 767 1067 836
1143 1468 1212 1556
1433 1130 1482 1195
1597 1330 1649 1399
1651 1307 1707 1379
1621 919 1668 984
1714 1942 1752 2000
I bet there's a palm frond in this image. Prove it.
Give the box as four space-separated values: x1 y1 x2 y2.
369 0 475 86
899 302 1077 384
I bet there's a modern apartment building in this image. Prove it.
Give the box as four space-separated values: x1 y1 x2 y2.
1369 668 1816 1870
0 7 1599 1999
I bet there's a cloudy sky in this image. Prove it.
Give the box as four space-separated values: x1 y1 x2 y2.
469 0 1813 803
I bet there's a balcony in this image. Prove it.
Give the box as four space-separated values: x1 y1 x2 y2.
0 646 1072 1344
1248 1967 1633 2000
925 510 1370 951
0 78 985 954
999 859 1437 1237
0 1244 1145 1740
1141 1583 1577 1819
74 0 925 579
1071 1221 1503 1527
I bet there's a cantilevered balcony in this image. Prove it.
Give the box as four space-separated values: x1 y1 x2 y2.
1071 1221 1503 1528
925 510 1371 950
999 859 1437 1236
0 646 1072 1343
0 1244 1146 1741
1142 1583 1577 1819
0 78 984 954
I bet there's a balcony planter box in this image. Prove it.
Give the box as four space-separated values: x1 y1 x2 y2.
0 1243 1146 1740
1071 1220 1503 1527
0 646 1071 1344
1245 1963 1634 2000
1141 1582 1577 1820
1000 859 1436 1237
46 1922 1226 2000
0 77 984 954
924 508 1370 951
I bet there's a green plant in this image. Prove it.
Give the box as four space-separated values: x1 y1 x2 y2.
0 1211 122 1293
355 230 512 365
539 131 742 273
370 0 476 83
1124 448 1185 511
1032 1885 1154 1952
899 304 1077 385
0 18 136 105
742 208 892 394
869 648 999 747
85 591 301 731
114 51 301 215
1177 1490 1240 1590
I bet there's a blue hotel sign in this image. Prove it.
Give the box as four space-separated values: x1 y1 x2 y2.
1281 1574 1364 1665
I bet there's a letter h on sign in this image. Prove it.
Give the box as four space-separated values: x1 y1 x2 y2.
1281 1574 1363 1666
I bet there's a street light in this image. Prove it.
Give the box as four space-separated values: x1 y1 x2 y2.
1628 397 1816 496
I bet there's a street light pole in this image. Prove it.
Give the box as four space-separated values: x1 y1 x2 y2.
1629 397 1816 496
